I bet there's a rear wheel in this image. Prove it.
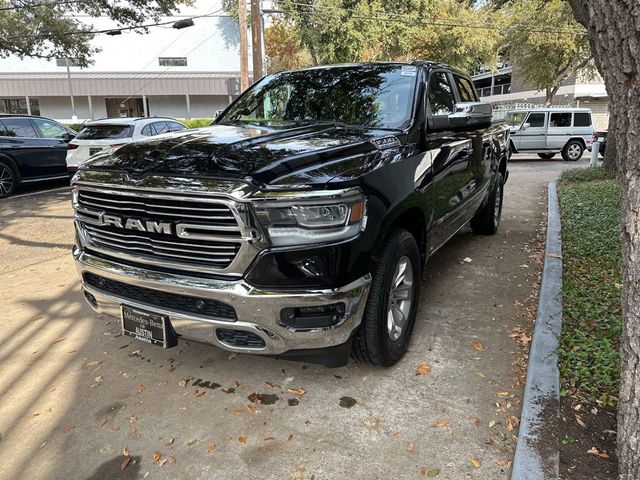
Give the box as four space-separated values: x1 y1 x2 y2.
562 140 584 161
470 172 504 235
0 161 16 198
352 229 421 366
537 152 556 160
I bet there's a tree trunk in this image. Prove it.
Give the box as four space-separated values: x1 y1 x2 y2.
544 87 555 106
568 2 640 479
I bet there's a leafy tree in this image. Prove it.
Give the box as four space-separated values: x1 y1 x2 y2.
0 0 191 67
264 16 312 73
500 0 594 105
276 0 501 71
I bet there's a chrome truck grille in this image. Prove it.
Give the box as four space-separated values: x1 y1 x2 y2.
73 186 257 275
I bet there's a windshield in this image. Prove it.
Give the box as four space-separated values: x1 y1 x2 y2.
219 64 418 130
77 125 133 140
504 111 527 127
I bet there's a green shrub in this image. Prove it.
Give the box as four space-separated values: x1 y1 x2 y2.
560 166 616 184
558 178 622 407
180 118 213 129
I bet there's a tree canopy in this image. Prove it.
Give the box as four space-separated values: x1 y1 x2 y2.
0 0 190 66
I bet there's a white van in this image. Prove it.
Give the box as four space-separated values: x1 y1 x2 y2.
504 107 594 161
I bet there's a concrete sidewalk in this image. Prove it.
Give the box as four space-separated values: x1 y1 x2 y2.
0 158 585 480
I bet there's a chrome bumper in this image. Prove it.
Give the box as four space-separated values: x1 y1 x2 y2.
73 248 371 355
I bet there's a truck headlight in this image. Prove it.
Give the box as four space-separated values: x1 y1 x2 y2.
253 192 366 247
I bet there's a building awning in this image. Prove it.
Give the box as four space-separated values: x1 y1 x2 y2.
0 71 245 97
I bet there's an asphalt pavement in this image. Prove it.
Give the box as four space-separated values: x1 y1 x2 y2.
0 154 589 480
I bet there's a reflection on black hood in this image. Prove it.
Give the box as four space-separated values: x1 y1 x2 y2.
84 123 404 186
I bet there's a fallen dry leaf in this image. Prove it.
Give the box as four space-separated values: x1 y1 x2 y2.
166 438 174 446
186 439 197 447
506 416 520 432
137 384 148 394
152 451 161 463
472 342 484 352
120 458 131 471
238 436 246 445
64 425 75 433
287 387 306 396
207 443 216 454
168 456 176 465
421 467 440 477
406 441 414 452
50 337 66 345
99 418 108 428
497 391 509 397
587 447 610 458
468 457 481 468
416 362 432 376
488 420 496 428
122 447 129 456
432 419 449 428
496 460 512 467
86 361 103 367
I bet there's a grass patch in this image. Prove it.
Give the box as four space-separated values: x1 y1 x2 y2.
558 168 621 407
180 118 213 129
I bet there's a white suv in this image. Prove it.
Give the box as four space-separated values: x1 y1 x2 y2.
504 107 594 161
66 117 187 172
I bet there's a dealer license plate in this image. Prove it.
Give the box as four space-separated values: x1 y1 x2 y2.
121 306 169 348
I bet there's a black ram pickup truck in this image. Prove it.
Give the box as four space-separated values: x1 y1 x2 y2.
71 62 510 367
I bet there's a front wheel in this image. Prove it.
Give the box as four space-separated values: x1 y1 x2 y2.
0 161 17 198
562 140 584 161
470 172 504 235
537 152 556 160
352 229 421 366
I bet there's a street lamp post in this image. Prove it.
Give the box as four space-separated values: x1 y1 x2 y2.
65 58 77 121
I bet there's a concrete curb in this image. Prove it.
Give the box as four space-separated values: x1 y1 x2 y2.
511 182 563 480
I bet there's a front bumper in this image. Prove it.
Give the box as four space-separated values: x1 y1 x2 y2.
74 248 371 356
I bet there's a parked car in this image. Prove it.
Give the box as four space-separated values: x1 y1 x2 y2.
587 130 607 157
0 114 76 198
66 117 187 172
504 107 594 161
71 61 510 367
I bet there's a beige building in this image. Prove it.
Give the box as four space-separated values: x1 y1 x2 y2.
472 64 610 130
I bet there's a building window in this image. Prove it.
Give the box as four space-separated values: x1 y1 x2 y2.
159 57 187 67
0 98 40 116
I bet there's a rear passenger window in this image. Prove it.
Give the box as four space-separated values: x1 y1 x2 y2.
549 112 571 128
0 118 38 137
526 113 546 128
168 122 186 131
574 112 591 127
428 72 456 116
140 124 156 136
454 76 477 103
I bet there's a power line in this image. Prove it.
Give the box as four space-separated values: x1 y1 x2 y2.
0 8 227 41
283 1 582 36
0 0 84 11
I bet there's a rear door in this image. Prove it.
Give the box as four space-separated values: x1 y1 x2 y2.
0 117 51 179
32 117 72 176
519 112 547 150
547 111 572 150
572 111 594 144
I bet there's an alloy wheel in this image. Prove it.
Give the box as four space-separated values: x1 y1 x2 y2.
567 143 582 160
387 256 415 341
0 166 14 197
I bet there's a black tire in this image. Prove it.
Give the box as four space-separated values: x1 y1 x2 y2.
470 172 504 235
537 153 556 160
352 229 421 366
561 140 584 161
0 161 17 199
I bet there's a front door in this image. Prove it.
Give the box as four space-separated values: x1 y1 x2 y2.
0 117 52 179
518 111 547 150
427 70 474 249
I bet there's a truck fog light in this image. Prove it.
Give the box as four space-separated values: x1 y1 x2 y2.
83 290 98 308
280 303 346 329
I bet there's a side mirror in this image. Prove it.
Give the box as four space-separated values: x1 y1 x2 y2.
448 102 493 130
522 122 531 131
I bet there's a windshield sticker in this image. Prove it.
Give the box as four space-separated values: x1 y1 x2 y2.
401 66 417 77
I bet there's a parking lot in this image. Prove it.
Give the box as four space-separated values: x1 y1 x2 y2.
0 155 588 480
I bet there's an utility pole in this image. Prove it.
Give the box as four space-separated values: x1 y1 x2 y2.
238 0 249 92
250 0 263 81
65 58 77 120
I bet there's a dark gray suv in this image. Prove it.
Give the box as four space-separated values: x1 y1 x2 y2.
0 114 76 198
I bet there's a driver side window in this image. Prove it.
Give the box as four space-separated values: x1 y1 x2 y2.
428 72 456 116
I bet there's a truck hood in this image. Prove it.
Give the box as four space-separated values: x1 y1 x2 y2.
84 123 404 187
